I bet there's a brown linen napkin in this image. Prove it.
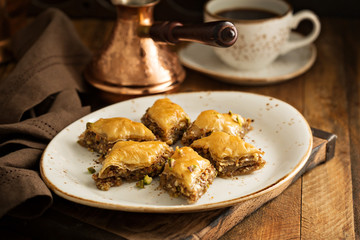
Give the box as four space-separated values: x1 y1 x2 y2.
0 8 91 218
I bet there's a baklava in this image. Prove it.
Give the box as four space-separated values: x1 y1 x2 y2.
160 147 217 203
182 110 252 145
93 140 173 191
78 117 156 155
141 98 190 145
191 132 265 177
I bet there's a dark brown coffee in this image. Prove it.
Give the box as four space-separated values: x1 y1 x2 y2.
217 8 279 20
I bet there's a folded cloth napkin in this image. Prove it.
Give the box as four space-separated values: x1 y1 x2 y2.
0 8 91 218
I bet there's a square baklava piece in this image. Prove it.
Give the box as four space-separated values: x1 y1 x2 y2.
191 132 265 177
160 147 217 203
182 110 253 145
78 117 156 155
141 98 190 145
92 141 173 191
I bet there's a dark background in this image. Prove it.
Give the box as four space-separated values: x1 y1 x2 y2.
26 0 360 21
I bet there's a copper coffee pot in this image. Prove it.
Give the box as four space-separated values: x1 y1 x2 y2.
84 0 237 96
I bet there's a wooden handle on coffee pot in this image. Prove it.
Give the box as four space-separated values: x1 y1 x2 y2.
146 21 237 48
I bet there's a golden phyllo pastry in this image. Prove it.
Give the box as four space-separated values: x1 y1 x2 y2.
181 110 252 145
78 117 156 154
191 132 265 177
160 147 217 203
93 141 173 191
141 98 190 145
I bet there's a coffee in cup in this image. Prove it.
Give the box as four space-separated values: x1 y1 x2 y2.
204 0 321 70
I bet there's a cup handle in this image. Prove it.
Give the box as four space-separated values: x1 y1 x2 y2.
280 10 321 55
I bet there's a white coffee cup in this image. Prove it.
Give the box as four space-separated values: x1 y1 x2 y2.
204 0 321 70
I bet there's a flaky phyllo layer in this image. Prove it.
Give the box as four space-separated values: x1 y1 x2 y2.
160 147 217 203
78 117 156 154
141 98 190 145
182 110 253 145
93 141 173 191
191 131 265 177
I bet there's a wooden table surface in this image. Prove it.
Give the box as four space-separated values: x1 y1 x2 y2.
1 16 359 239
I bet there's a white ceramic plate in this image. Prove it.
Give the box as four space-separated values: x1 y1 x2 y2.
178 33 316 85
40 91 313 213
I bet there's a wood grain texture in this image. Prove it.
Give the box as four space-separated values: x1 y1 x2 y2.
0 17 358 240
343 19 360 240
301 18 355 239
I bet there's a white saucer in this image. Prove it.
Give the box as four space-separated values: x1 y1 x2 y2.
178 32 317 86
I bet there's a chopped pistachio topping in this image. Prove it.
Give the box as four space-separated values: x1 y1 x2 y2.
168 158 176 169
235 115 243 126
175 146 184 156
143 175 152 185
136 175 153 188
87 167 96 174
187 164 197 172
136 180 145 188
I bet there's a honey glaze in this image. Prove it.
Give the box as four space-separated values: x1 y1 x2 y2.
89 117 156 142
147 98 190 133
163 147 212 190
99 141 171 177
192 110 245 135
191 132 263 159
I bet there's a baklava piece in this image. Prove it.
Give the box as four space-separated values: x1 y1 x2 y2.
160 147 217 203
182 110 252 145
141 98 190 145
191 132 265 177
93 141 173 191
78 117 156 155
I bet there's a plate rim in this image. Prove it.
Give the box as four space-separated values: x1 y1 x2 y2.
40 90 313 213
178 32 317 86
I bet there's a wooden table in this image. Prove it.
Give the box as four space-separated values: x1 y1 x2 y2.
1 17 359 239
